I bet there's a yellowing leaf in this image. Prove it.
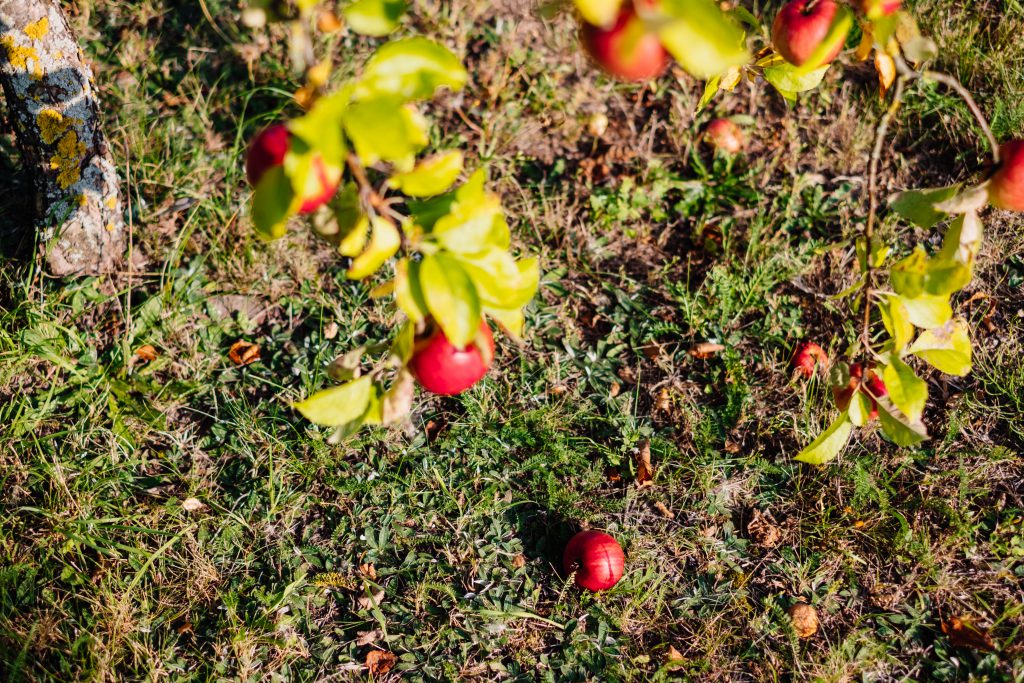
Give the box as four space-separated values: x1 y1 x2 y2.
573 0 622 27
342 97 428 170
346 217 401 280
795 413 853 465
294 376 374 427
251 166 296 240
909 319 972 376
880 295 916 351
395 258 428 323
354 37 468 101
388 151 464 197
899 293 952 330
459 249 539 310
889 184 962 229
877 399 929 447
874 51 896 99
485 306 525 339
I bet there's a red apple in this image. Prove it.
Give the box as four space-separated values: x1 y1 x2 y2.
706 118 744 154
791 341 829 378
580 5 671 82
563 530 625 592
858 0 901 19
408 320 495 396
987 140 1024 212
772 0 847 68
246 123 341 214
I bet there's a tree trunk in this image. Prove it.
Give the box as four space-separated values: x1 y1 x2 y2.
0 0 124 276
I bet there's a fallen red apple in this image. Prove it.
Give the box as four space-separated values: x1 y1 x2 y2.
772 0 847 67
580 5 671 82
563 530 625 592
246 123 341 214
408 320 495 396
706 118 744 154
791 341 829 378
858 0 901 19
987 140 1024 212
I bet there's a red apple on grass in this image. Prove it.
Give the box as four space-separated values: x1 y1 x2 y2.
772 0 847 68
987 140 1024 212
408 320 495 396
563 530 625 591
580 5 671 82
791 342 829 378
246 123 341 214
706 118 744 154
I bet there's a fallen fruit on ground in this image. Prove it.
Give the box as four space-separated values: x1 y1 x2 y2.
987 140 1024 212
245 123 341 214
706 118 744 154
791 341 829 378
579 5 671 82
563 529 625 591
772 0 846 67
788 602 819 638
408 320 495 396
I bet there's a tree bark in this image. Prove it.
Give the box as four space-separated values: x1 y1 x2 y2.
0 0 124 276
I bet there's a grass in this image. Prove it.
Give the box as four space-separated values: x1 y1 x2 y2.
1 0 1024 680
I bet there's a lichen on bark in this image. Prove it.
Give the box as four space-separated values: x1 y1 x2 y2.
0 0 125 276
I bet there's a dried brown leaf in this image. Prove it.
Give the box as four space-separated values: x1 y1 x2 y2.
365 649 397 676
134 345 158 362
942 616 995 652
688 342 725 359
635 440 654 488
228 340 261 367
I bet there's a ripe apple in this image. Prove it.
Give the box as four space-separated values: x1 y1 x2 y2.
772 0 846 67
858 0 901 19
580 5 671 82
706 118 744 154
563 530 625 592
987 140 1024 212
833 363 887 419
408 320 495 396
246 123 341 214
791 341 829 378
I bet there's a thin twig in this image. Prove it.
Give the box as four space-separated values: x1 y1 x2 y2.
861 75 907 361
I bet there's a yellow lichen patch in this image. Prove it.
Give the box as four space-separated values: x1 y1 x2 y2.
77 194 89 207
25 17 50 41
37 109 71 144
105 196 118 210
1 35 40 72
49 130 87 190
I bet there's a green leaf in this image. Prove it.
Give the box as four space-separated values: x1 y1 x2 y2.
390 320 416 363
573 0 622 27
657 0 750 79
898 293 952 330
696 76 721 113
883 358 927 422
419 252 481 348
354 37 468 101
251 165 295 240
343 0 408 37
763 61 830 96
388 151 464 197
877 400 929 447
889 184 961 229
937 212 983 265
484 306 525 339
293 375 374 427
459 249 540 309
342 97 428 171
890 247 928 298
795 413 853 465
909 319 972 376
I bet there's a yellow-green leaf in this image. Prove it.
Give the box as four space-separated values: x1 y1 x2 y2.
484 306 525 339
573 0 622 27
388 151 464 197
293 375 374 427
342 97 428 171
877 399 929 447
354 37 468 101
909 319 972 376
899 293 952 330
343 0 408 37
419 252 481 348
458 250 539 310
889 184 961 229
252 165 296 240
795 413 853 465
657 0 750 79
346 217 402 280
763 61 830 95
880 295 916 351
883 357 928 422
395 258 429 323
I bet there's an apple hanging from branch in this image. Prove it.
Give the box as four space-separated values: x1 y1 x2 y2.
246 123 341 214
408 319 495 396
771 0 850 68
987 140 1024 212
